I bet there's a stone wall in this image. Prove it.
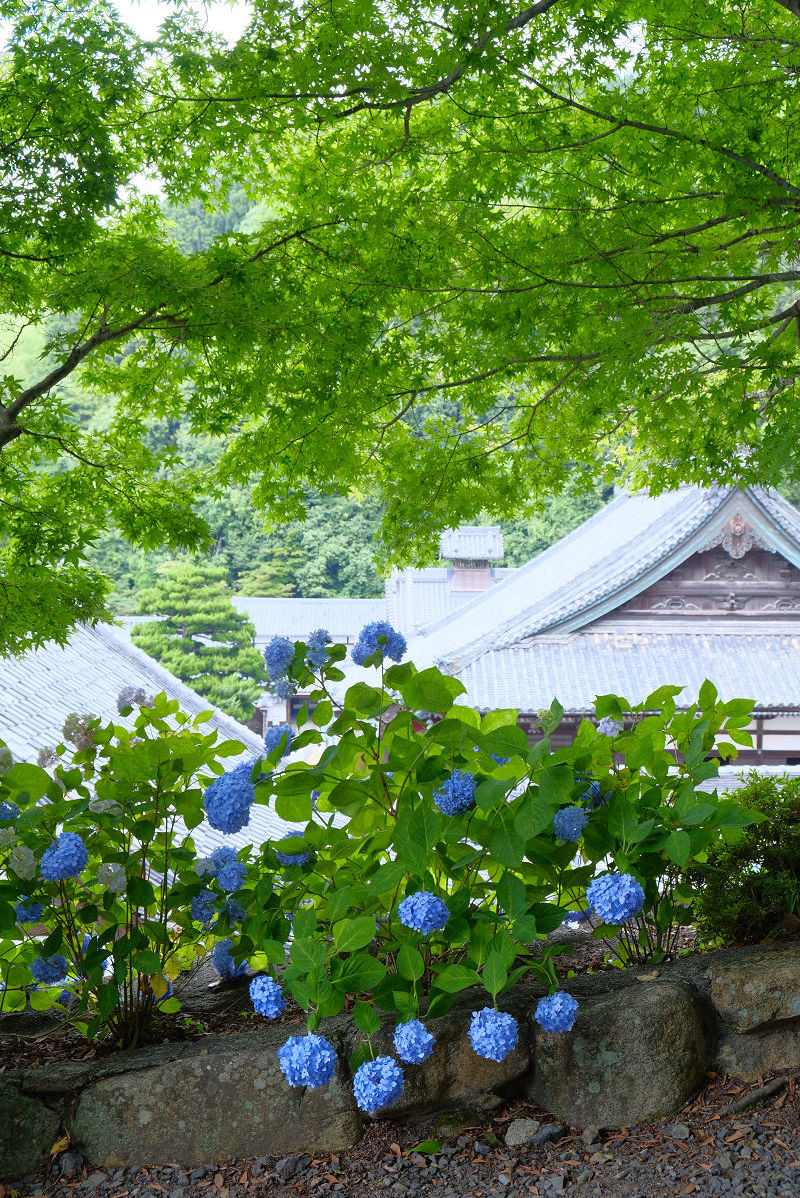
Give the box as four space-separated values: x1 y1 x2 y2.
2 942 799 1180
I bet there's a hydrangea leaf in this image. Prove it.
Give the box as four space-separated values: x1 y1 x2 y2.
431 963 481 993
333 916 378 955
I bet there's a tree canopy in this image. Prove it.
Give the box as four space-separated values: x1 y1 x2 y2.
130 562 266 722
2 0 799 653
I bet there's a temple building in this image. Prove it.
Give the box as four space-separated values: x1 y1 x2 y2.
406 485 800 765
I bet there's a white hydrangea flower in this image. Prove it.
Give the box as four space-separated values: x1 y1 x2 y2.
89 799 123 816
0 827 17 848
596 716 624 738
97 862 127 893
9 844 36 880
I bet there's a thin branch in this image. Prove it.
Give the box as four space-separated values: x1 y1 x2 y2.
515 69 800 201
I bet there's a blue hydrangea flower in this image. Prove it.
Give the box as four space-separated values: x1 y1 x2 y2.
596 716 624 738
351 621 406 666
224 898 246 924
468 1007 519 1062
311 790 320 811
210 846 247 892
579 780 611 810
40 831 88 881
14 897 44 923
277 1033 337 1088
535 991 579 1033
586 872 645 925
433 769 476 816
275 831 310 867
264 723 294 760
204 759 257 834
191 888 217 924
564 909 590 924
0 801 19 821
491 753 511 766
306 628 331 669
393 1019 435 1064
30 954 69 985
264 635 295 681
397 891 450 935
553 805 589 841
250 973 287 1017
212 938 248 980
353 1056 404 1114
273 677 296 700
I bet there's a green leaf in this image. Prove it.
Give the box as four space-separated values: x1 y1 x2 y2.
482 950 508 997
607 796 639 842
395 803 441 872
4 763 51 802
528 903 567 934
679 802 716 827
475 778 511 812
353 1000 381 1035
274 789 313 823
489 809 521 867
478 724 530 760
131 950 162 974
698 679 718 709
127 877 156 907
665 829 692 868
291 937 327 974
397 944 425 981
400 667 466 714
514 791 556 840
312 699 333 727
349 1042 374 1073
432 963 481 992
335 953 387 993
496 873 528 919
538 765 573 807
333 915 378 954
345 682 388 716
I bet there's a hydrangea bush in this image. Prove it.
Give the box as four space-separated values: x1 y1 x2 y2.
1 628 760 1116
0 694 270 1046
232 632 760 1117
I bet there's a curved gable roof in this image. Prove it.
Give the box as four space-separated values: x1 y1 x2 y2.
410 484 800 673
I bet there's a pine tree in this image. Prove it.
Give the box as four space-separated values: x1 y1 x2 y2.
131 563 265 724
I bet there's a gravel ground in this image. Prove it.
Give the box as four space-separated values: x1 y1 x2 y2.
11 1074 799 1198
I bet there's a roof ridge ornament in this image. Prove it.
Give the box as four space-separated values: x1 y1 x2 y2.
700 512 774 560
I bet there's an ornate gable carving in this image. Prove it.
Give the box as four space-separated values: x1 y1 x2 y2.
616 546 800 619
699 513 774 560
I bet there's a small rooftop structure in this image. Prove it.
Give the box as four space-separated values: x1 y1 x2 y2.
235 527 513 728
439 526 504 561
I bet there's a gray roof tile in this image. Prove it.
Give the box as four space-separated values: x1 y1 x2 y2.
457 622 800 713
233 596 386 643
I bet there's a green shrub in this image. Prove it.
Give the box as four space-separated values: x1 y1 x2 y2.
0 632 762 1065
689 772 800 945
0 694 250 1047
